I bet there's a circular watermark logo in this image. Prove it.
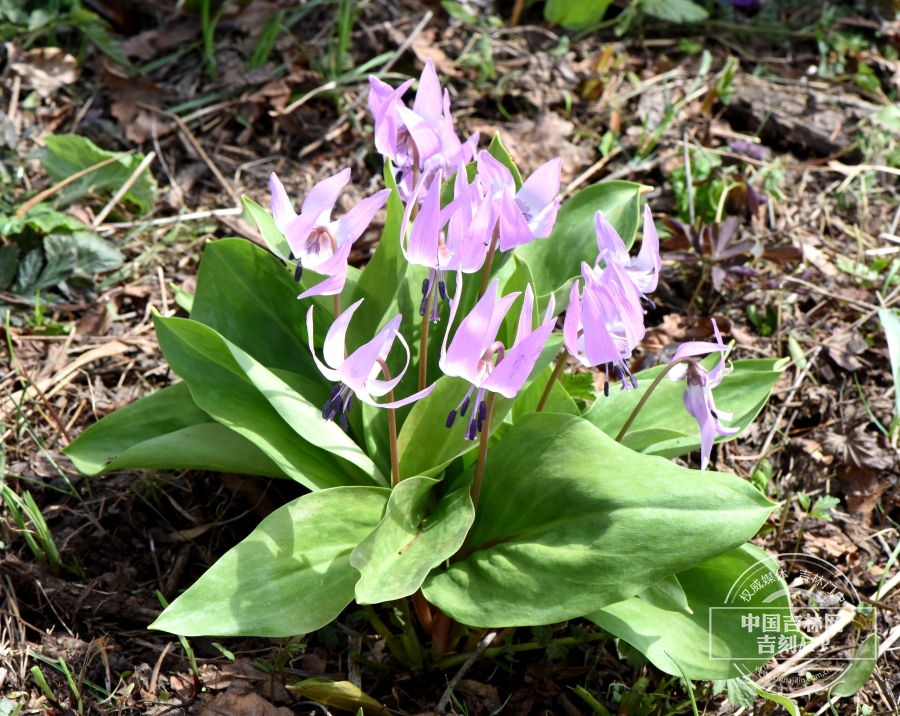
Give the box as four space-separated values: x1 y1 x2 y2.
711 552 875 696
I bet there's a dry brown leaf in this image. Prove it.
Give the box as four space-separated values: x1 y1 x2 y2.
410 29 461 77
792 437 833 464
198 692 292 716
7 45 79 99
827 328 868 372
823 425 893 469
836 463 891 515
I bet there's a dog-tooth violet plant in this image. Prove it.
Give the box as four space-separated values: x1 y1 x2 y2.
64 57 796 689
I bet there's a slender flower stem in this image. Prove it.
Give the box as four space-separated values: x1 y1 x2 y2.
375 358 401 487
471 392 496 510
333 295 341 319
411 590 434 637
615 357 696 442
536 347 569 413
419 290 433 392
478 224 500 299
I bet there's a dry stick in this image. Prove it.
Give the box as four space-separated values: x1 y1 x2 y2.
92 152 157 228
19 363 72 445
14 151 137 219
615 358 695 443
436 629 505 712
470 392 497 510
478 224 501 299
509 0 526 26
138 103 241 206
375 358 400 488
8 74 21 123
97 207 242 232
536 347 569 413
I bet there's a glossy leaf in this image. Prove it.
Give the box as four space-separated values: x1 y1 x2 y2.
350 476 474 603
588 544 797 679
638 574 692 616
347 160 407 352
154 315 381 489
515 180 642 299
422 413 774 627
64 382 288 478
42 135 156 213
150 487 389 636
831 633 879 697
191 239 322 379
544 0 613 29
397 335 563 478
584 357 787 458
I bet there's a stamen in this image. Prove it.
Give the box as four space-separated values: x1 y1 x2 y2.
711 409 719 420
329 383 343 400
642 296 657 311
288 251 296 261
333 395 344 415
476 415 484 433
439 280 448 301
294 260 303 283
322 399 333 420
431 292 440 323
422 277 431 296
604 380 610 398
419 294 429 316
466 420 477 440
339 412 349 432
446 410 457 428
479 400 487 421
344 394 353 414
460 396 470 417
630 374 638 389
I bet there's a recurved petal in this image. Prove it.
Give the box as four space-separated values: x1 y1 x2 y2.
331 189 391 247
338 315 399 394
516 157 561 218
525 197 560 240
269 173 297 234
683 382 717 470
497 187 533 251
631 204 661 292
406 173 443 268
482 317 554 398
476 151 515 197
594 210 629 265
297 241 352 299
306 306 342 383
412 58 443 130
564 281 587 366
323 298 364 370
301 168 351 224
514 284 535 347
397 106 442 162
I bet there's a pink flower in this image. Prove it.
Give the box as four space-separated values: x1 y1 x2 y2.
595 205 661 297
306 299 434 430
666 320 739 470
269 170 389 299
564 257 646 393
368 59 478 200
440 273 556 439
476 151 561 251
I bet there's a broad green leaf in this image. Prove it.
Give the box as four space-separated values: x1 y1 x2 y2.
228 339 385 486
879 308 900 420
347 160 407 352
42 135 156 213
242 195 291 260
64 231 124 274
191 239 322 379
397 334 563 478
64 382 288 478
515 180 642 300
545 0 613 29
422 413 774 627
154 315 379 490
831 633 879 697
287 679 385 716
584 357 787 458
487 132 522 191
18 204 87 234
640 0 709 23
350 476 474 603
638 574 691 616
588 544 798 680
151 487 389 636
0 245 18 291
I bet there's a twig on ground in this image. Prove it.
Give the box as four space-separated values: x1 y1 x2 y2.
436 629 505 712
92 152 157 228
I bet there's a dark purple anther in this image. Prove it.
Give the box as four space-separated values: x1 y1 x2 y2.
322 400 333 420
460 396 470 417
466 420 477 440
294 261 303 283
604 380 610 397
479 400 487 421
446 410 457 428
344 394 353 414
422 277 430 296
439 280 448 301
419 295 429 316
339 413 349 432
